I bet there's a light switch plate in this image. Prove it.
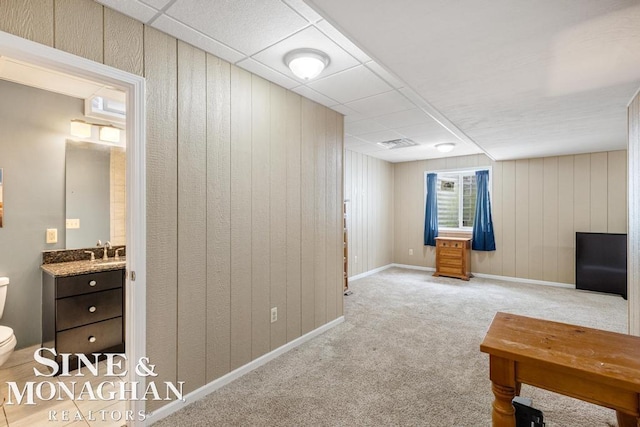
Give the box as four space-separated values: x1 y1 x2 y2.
46 228 58 244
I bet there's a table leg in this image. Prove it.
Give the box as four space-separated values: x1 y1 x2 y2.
616 411 640 427
489 356 517 427
491 382 516 427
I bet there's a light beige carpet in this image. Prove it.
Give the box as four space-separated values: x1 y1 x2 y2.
152 267 627 426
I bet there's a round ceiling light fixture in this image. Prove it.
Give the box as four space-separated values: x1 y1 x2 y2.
284 48 330 81
435 143 456 153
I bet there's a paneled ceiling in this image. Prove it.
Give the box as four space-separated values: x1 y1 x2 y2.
95 0 483 163
96 0 640 162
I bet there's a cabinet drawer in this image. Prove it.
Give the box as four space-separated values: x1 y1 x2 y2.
439 265 464 275
440 257 463 267
57 317 122 355
440 248 463 258
56 289 123 331
56 270 123 298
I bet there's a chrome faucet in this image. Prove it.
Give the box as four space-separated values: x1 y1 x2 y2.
102 241 112 260
84 251 95 261
114 248 124 260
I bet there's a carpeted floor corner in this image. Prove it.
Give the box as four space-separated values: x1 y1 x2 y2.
151 267 627 426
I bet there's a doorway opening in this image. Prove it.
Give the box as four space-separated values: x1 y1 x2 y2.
0 30 146 426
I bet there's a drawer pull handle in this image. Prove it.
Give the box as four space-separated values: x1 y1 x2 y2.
88 306 97 313
89 280 97 287
88 336 96 343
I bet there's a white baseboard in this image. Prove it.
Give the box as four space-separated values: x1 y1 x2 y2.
388 263 575 289
348 264 394 281
390 263 435 272
471 272 575 289
145 316 345 425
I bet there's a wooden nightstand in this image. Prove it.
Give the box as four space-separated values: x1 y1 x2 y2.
434 237 471 280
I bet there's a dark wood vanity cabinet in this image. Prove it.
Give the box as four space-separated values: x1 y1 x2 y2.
42 269 125 370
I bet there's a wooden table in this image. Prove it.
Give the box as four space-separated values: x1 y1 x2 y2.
480 312 640 427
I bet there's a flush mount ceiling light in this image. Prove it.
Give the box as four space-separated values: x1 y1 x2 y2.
435 143 456 153
284 48 330 81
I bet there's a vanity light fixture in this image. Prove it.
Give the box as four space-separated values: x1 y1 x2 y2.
284 48 330 81
99 125 121 143
435 143 456 153
70 120 92 139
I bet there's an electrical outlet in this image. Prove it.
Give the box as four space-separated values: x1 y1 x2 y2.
409 248 414 255
66 218 80 229
355 255 358 264
46 228 58 244
270 307 277 323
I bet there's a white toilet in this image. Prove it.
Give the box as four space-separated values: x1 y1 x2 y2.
0 277 17 367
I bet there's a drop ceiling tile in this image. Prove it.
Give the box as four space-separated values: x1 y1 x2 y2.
315 20 371 63
306 65 392 104
282 0 323 23
347 142 385 153
152 15 246 63
165 0 308 56
345 135 366 147
94 0 158 22
365 61 405 89
252 26 359 83
345 90 415 117
292 85 339 107
236 58 299 89
330 104 362 121
139 0 171 10
373 109 435 130
356 129 405 144
395 122 457 141
344 118 387 136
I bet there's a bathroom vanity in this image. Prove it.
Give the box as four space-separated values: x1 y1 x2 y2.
41 255 125 372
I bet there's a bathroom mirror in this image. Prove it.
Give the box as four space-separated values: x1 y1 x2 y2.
65 140 125 249
0 168 3 228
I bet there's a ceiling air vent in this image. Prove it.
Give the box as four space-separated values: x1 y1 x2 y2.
377 138 417 150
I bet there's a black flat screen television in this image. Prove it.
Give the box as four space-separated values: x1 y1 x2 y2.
575 232 627 299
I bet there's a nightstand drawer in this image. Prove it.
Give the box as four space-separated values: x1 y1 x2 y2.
439 265 464 275
57 317 122 355
440 257 463 267
56 270 123 298
440 248 463 258
56 288 123 331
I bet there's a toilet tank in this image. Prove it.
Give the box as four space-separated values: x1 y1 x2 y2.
0 277 8 318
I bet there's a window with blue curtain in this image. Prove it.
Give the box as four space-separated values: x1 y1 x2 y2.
424 173 438 246
472 170 496 251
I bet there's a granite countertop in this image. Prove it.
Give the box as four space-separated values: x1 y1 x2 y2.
41 258 126 278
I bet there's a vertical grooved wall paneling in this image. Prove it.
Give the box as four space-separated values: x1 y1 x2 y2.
251 75 271 359
391 151 627 285
2 3 346 411
54 0 103 63
206 54 231 381
314 102 327 328
176 41 207 394
336 117 345 316
528 158 543 280
629 93 640 335
325 109 338 322
0 0 54 46
285 92 302 341
143 26 178 412
104 8 143 76
542 157 559 282
230 65 253 369
270 83 287 350
300 98 316 334
344 150 395 277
